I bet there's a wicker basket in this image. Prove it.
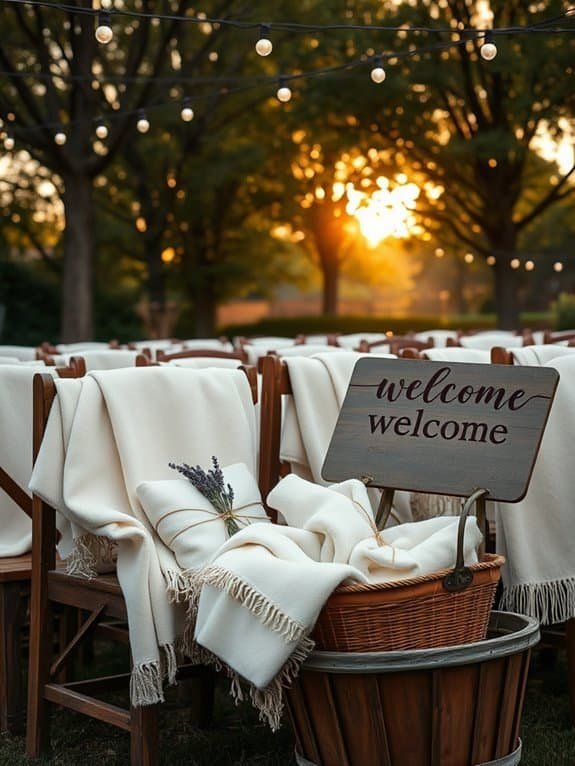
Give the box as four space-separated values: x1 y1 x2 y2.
311 551 504 652
312 489 505 652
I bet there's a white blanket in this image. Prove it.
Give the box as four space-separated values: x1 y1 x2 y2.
460 333 523 350
281 352 410 523
0 366 58 557
29 366 259 705
0 345 38 361
414 330 459 347
510 345 575 366
423 348 490 363
166 357 242 369
194 475 481 729
497 355 575 624
136 463 270 593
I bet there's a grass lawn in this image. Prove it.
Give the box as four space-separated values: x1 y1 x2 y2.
1 645 574 765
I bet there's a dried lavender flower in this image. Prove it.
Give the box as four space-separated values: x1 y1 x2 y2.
169 456 239 536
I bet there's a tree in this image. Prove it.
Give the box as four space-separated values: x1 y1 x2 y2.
344 0 575 328
0 0 241 340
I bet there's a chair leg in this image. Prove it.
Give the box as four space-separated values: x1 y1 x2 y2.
0 581 27 734
130 704 159 766
565 617 575 726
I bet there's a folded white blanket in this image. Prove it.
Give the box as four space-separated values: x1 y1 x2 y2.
510 345 575 366
29 367 259 705
166 357 242 369
497 355 575 624
281 352 411 524
0 366 57 557
137 463 270 594
0 345 38 361
423 348 490 363
194 475 481 729
460 333 523 350
336 333 388 349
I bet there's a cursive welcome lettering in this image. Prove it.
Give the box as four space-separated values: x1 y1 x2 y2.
374 366 545 412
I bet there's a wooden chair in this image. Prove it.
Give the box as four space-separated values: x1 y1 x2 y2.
0 363 82 733
26 365 260 765
487 341 575 723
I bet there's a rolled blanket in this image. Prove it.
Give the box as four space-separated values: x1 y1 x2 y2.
137 463 270 599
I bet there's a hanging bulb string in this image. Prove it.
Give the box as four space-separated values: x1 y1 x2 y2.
0 0 573 36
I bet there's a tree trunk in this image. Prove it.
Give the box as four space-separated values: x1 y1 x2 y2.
194 279 217 337
60 172 95 342
145 238 167 339
321 255 339 316
493 252 521 330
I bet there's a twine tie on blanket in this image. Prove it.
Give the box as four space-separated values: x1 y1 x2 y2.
153 502 268 548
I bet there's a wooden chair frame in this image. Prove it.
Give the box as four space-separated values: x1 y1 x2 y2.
0 363 81 733
26 365 259 765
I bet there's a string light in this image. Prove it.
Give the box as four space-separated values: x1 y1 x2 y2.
510 258 520 269
54 130 67 145
464 252 474 264
136 109 150 133
180 97 194 122
370 56 386 84
480 32 498 61
554 262 564 272
486 255 496 266
525 259 535 271
95 10 113 45
276 78 292 103
4 133 14 150
255 24 272 57
95 118 108 139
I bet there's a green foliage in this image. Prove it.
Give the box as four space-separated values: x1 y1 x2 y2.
0 258 60 345
218 312 553 338
93 287 143 344
554 293 575 331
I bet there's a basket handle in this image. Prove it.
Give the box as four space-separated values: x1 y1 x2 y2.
443 488 489 593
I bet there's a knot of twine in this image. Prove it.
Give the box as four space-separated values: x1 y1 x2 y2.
153 502 268 548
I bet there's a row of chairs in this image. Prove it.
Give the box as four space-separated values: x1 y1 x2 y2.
2 342 575 763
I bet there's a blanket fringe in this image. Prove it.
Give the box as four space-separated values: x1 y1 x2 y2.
410 492 461 522
196 565 307 644
130 661 165 706
499 577 575 626
66 533 116 579
230 635 315 732
164 568 202 604
161 643 178 686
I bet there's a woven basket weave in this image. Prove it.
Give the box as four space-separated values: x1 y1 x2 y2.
311 552 504 652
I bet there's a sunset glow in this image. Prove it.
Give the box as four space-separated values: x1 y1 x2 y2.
345 178 421 247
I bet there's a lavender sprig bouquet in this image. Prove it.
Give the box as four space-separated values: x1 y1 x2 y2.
169 456 239 537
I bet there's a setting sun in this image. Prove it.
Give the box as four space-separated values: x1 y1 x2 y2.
345 179 421 248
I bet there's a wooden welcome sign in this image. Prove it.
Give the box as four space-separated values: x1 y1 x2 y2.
322 359 559 501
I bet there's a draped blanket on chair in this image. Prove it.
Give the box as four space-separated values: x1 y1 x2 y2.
497 355 575 625
29 366 259 705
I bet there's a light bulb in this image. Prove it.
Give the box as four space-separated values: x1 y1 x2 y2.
4 135 14 150
54 131 67 146
180 98 194 122
136 110 150 133
95 120 108 139
554 262 564 272
370 66 386 84
525 260 535 271
480 34 497 61
95 11 113 44
276 83 292 103
255 26 272 57
510 258 520 269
